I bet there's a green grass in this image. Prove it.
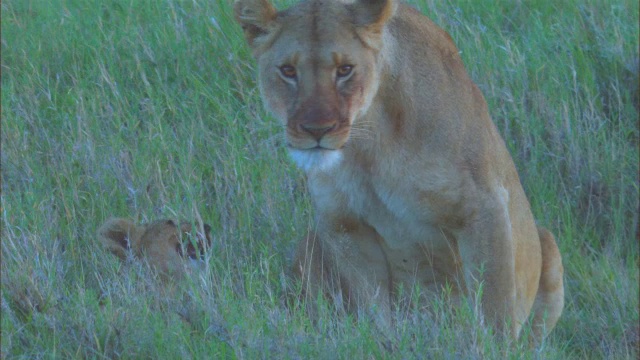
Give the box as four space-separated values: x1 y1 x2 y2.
2 0 638 358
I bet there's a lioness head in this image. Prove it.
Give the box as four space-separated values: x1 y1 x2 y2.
98 218 212 276
235 0 396 171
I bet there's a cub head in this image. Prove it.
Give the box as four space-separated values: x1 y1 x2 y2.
234 0 396 171
98 218 212 275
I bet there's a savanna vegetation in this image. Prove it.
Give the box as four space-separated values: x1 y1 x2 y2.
2 0 638 358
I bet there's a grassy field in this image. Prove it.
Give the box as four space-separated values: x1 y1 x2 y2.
2 0 638 358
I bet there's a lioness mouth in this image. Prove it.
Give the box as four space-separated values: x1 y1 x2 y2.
309 145 339 151
287 143 341 151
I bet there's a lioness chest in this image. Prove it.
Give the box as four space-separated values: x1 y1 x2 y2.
309 153 467 295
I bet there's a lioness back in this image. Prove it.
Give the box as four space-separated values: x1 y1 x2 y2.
235 0 563 341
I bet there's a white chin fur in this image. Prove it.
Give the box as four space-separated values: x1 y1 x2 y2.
289 149 343 173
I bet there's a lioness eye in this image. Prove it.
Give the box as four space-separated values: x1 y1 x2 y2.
279 65 297 79
336 65 353 78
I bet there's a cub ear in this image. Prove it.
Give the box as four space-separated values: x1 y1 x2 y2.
234 0 278 53
97 218 144 259
347 0 396 48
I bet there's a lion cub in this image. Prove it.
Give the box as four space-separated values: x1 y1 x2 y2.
98 218 211 277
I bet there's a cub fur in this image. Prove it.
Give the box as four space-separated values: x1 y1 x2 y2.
235 0 564 340
98 218 211 277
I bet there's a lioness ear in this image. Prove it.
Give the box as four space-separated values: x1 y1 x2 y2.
347 0 396 49
234 0 278 54
97 218 144 259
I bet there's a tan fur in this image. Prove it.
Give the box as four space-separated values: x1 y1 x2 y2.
98 218 212 277
235 0 564 339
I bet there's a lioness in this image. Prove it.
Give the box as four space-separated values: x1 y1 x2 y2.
98 218 211 277
234 0 564 339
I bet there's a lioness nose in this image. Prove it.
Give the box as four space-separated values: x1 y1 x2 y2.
300 122 337 140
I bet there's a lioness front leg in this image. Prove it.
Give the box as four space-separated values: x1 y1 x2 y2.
456 195 518 337
293 222 392 329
